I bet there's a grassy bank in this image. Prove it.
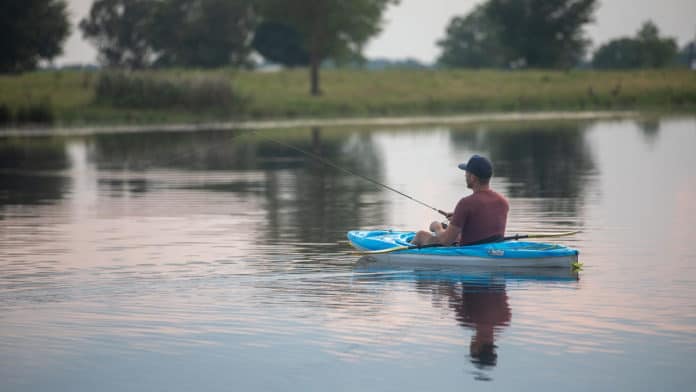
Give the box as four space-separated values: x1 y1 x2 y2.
0 68 695 126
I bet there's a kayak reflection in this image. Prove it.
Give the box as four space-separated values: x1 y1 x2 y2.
355 256 579 380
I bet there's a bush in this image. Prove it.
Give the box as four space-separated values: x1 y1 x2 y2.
94 72 239 111
14 99 54 125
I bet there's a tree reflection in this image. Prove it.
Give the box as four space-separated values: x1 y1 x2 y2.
636 118 661 145
91 130 246 170
254 128 387 244
450 123 596 198
0 139 70 207
449 122 597 220
90 127 387 244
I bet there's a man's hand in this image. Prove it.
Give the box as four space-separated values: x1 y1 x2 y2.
429 221 445 232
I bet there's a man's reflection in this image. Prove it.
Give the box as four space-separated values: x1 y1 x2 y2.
445 282 510 369
358 260 578 381
417 277 510 380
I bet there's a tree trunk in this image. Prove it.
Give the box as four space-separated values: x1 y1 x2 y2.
308 11 323 97
310 52 321 96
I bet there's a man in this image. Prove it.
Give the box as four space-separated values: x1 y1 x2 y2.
411 155 509 247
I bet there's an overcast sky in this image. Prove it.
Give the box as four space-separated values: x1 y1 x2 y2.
58 0 696 65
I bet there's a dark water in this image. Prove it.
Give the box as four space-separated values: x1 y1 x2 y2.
1 117 695 391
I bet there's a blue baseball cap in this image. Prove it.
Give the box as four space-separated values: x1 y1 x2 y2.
458 155 493 179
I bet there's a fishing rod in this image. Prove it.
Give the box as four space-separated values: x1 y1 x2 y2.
249 129 449 218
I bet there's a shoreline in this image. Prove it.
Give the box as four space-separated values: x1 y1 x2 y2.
0 110 640 138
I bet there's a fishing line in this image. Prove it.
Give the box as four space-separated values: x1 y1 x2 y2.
249 129 448 217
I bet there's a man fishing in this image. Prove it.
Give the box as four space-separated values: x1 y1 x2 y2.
411 155 509 247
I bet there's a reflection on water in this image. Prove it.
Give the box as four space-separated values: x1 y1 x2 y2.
450 123 596 199
0 141 71 206
436 281 509 381
355 260 579 381
1 117 696 391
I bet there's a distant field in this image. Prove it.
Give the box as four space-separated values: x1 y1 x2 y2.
0 68 695 126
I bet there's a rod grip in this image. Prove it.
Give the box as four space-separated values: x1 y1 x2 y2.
437 209 450 218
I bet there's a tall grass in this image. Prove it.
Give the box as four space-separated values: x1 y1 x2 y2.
94 71 240 111
0 100 54 126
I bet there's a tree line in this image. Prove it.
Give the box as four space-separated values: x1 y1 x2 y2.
2 0 396 95
437 0 693 70
2 0 694 92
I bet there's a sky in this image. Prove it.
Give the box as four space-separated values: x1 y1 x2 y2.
58 0 696 66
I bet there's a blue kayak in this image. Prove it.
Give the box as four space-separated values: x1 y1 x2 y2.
348 230 580 268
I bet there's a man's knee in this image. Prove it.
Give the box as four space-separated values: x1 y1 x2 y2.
412 230 434 245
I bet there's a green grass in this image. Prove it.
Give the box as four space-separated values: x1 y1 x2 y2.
236 68 696 117
0 68 695 126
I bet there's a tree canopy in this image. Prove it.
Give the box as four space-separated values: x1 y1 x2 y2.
252 21 309 67
592 21 678 69
149 0 256 68
0 0 71 73
437 4 504 68
79 0 156 69
257 0 398 95
80 0 256 69
438 0 597 69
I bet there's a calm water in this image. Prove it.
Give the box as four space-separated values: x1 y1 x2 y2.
1 117 695 391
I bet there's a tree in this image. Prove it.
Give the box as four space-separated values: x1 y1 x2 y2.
635 22 678 67
252 22 309 67
80 0 156 69
484 0 597 68
80 0 256 69
592 21 678 69
0 0 70 73
257 0 398 95
678 40 696 69
149 0 256 68
437 4 504 68
591 39 642 69
437 0 596 69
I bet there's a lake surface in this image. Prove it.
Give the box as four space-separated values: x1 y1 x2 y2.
1 116 695 391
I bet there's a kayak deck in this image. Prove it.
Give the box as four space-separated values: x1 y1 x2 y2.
348 230 580 268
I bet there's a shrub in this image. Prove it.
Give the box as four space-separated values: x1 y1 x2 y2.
0 104 12 125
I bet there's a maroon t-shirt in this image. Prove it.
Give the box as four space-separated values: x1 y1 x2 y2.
450 189 509 245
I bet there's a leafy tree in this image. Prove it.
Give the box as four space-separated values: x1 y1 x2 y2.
80 0 156 69
592 21 678 69
438 0 596 69
149 0 256 68
635 22 678 67
437 4 504 68
252 21 309 67
257 0 397 95
81 0 255 69
484 0 597 68
591 39 642 69
0 0 70 73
